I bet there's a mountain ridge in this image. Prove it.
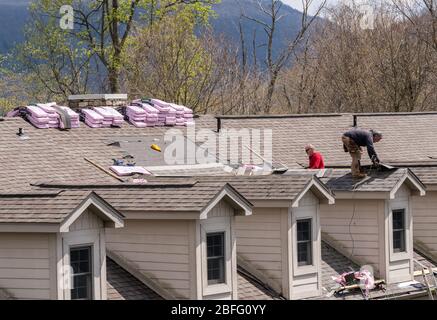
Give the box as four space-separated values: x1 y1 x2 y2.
0 0 306 64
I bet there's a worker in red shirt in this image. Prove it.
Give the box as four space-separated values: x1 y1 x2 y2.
305 144 325 169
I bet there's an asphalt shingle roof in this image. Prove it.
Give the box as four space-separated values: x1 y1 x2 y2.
106 257 163 300
320 168 409 192
190 175 317 201
0 190 92 223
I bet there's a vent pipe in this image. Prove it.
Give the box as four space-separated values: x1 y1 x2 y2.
216 117 222 133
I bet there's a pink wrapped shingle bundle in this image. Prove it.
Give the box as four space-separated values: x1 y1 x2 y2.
82 109 104 128
169 103 193 126
126 105 155 128
132 102 159 126
150 99 179 126
58 106 80 128
36 103 60 128
150 99 171 112
26 106 50 129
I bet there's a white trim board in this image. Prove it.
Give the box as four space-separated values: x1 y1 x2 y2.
292 178 335 208
60 193 124 233
199 185 252 220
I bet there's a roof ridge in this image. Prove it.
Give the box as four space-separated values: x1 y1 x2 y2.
31 182 198 189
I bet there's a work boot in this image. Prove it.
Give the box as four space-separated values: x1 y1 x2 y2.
352 173 367 179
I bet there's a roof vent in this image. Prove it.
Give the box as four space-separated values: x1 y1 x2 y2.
16 127 29 140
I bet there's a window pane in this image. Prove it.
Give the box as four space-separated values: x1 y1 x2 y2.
297 220 311 241
297 219 312 266
393 210 405 230
206 233 225 285
70 246 92 300
392 210 406 253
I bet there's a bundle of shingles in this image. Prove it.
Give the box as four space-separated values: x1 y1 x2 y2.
128 98 193 127
149 99 175 126
25 103 80 129
125 105 156 128
81 107 124 128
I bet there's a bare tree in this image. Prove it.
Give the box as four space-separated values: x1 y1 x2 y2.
240 0 326 113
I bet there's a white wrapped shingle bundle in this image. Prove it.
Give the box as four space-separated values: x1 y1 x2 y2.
82 109 104 128
101 107 124 127
26 106 50 129
93 107 124 127
93 107 114 127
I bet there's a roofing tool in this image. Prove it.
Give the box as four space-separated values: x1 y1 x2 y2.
123 155 136 166
84 158 124 182
296 162 306 168
151 144 162 152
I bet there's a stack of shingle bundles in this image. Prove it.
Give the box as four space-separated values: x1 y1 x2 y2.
58 106 80 128
25 105 50 129
168 103 186 126
36 103 59 128
141 103 159 126
36 103 81 129
150 99 176 126
131 100 160 126
93 107 124 127
126 105 149 128
183 106 195 126
102 107 124 127
82 109 104 128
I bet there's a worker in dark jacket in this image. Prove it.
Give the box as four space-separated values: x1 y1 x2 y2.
342 129 383 178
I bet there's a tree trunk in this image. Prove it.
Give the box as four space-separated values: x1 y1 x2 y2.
108 66 120 93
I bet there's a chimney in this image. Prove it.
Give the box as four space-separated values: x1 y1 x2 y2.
68 94 128 110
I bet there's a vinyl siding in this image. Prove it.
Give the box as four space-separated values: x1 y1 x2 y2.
235 208 284 292
412 191 437 257
69 209 104 231
208 200 234 218
320 199 383 274
0 233 51 299
106 220 191 299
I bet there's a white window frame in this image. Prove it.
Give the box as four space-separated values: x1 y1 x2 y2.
60 230 102 300
388 200 412 262
296 218 313 267
200 217 232 297
69 245 93 300
392 209 407 253
291 192 320 277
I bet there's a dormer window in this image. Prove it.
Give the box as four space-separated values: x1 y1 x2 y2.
207 232 226 285
297 219 313 266
70 246 93 300
393 209 406 253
